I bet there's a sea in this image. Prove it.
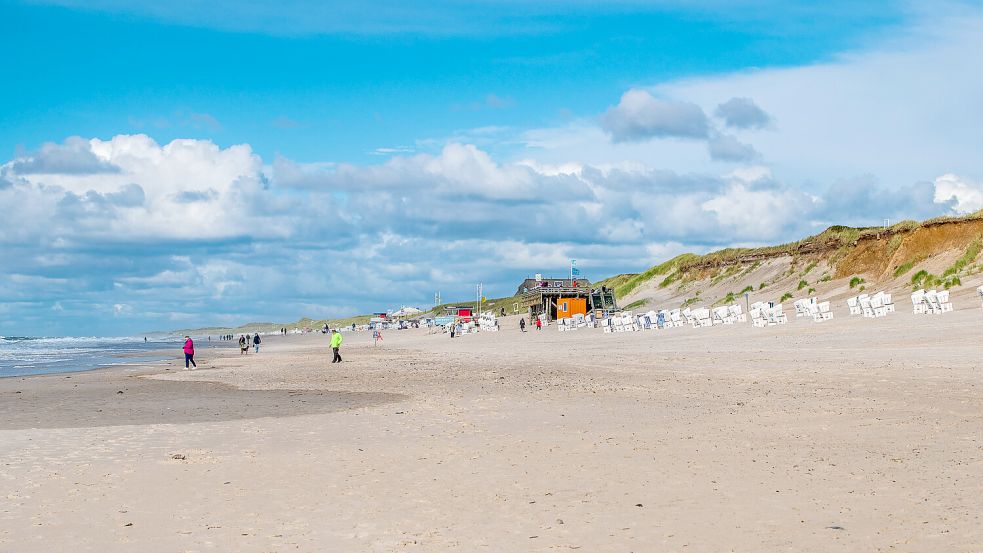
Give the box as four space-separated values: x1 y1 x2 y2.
0 336 183 378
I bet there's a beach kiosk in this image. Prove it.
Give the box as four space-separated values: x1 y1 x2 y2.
516 275 617 322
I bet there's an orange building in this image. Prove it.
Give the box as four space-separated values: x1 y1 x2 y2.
556 297 588 318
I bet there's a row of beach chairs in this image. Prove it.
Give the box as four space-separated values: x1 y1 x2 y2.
750 302 788 327
846 292 895 318
476 314 500 332
593 285 971 334
911 289 952 314
793 298 834 322
598 305 747 333
683 305 747 327
557 313 594 331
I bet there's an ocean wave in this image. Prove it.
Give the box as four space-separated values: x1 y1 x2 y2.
3 335 134 342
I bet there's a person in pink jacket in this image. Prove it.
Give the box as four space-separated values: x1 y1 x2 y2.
183 335 197 370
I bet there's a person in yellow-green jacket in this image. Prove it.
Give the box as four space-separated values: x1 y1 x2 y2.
330 329 343 363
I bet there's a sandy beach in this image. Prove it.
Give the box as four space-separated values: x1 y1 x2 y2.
2 309 982 552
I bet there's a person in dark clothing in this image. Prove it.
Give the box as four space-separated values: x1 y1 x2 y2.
253 333 261 353
519 318 526 332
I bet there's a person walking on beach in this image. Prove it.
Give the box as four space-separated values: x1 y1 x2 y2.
252 332 261 353
183 335 197 370
239 335 248 354
535 317 542 331
330 329 343 363
519 317 526 332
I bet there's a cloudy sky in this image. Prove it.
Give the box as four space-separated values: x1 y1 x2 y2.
2 0 982 336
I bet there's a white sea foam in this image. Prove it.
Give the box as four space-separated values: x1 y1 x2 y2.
0 335 180 377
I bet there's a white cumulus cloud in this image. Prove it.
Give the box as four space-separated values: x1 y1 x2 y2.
933 173 983 214
600 89 709 142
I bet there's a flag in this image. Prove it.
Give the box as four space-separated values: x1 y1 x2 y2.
572 267 580 276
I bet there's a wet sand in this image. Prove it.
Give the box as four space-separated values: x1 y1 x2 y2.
0 365 403 430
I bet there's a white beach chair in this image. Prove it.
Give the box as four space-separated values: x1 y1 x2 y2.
687 308 709 328
815 301 833 321
911 290 927 314
768 303 788 325
658 309 674 329
793 298 814 317
750 302 769 327
846 296 861 315
712 306 730 325
883 292 895 313
924 290 941 314
643 310 659 330
698 308 713 327
620 312 638 332
938 290 953 312
806 302 820 321
670 309 684 327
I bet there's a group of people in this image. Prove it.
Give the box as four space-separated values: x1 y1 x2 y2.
517 317 542 332
238 333 261 354
182 327 345 369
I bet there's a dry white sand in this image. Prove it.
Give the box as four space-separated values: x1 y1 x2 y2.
2 307 982 552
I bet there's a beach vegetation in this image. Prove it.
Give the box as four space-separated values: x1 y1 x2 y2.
721 286 754 305
797 279 809 290
849 276 865 288
807 287 816 295
659 270 682 288
615 253 698 297
779 292 793 303
893 261 915 278
886 233 905 257
710 264 742 285
943 236 983 277
888 219 920 232
735 261 762 281
623 299 648 311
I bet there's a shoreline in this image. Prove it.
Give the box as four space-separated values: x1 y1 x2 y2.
0 340 240 380
0 338 406 430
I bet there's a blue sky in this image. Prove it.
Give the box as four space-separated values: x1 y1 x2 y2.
2 0 982 336
2 0 907 162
